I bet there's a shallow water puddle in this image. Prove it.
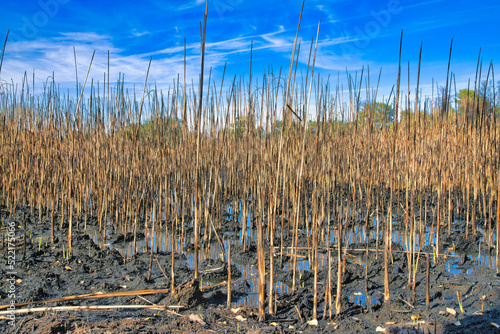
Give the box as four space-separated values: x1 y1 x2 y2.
86 213 497 308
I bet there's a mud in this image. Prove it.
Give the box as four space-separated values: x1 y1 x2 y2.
1 205 499 333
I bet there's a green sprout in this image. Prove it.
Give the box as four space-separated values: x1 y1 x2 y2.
457 291 464 314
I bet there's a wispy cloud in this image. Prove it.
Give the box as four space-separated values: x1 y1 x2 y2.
131 30 151 37
0 32 207 93
0 0 499 103
178 0 205 10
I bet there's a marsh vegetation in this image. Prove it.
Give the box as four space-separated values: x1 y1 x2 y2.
0 10 499 333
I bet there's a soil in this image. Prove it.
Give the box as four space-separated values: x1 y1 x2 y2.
1 205 499 334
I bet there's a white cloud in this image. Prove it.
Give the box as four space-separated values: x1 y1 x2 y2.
0 32 207 95
0 27 373 100
56 32 111 42
131 30 151 37
178 0 205 10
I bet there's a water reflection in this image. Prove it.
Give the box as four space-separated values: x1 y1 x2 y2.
87 213 497 308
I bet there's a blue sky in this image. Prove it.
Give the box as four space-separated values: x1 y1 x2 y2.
1 0 499 115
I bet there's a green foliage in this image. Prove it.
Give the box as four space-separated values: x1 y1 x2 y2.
455 85 500 120
229 115 255 138
119 117 182 142
358 102 394 127
455 88 490 116
273 120 283 133
307 120 319 133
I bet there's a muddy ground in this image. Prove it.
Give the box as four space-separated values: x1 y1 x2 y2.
1 205 499 333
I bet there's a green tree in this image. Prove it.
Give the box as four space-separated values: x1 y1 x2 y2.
307 120 319 133
456 88 474 114
272 120 283 134
456 88 489 117
119 116 181 142
229 115 256 138
358 102 394 127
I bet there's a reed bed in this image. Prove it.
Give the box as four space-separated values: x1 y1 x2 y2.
0 25 499 321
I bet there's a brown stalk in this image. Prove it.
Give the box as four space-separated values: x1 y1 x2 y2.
227 240 231 308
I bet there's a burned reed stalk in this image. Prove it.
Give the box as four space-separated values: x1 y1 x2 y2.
409 41 423 298
227 241 231 308
335 195 343 315
193 0 209 279
0 30 9 76
308 20 321 320
497 169 500 272
273 0 306 296
324 184 333 320
384 30 404 303
256 186 265 320
426 253 430 308
148 203 156 281
267 187 276 314
22 212 26 262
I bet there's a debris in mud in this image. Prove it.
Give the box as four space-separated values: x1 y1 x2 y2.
1 205 499 334
171 279 202 309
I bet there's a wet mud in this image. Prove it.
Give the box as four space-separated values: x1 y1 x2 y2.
1 205 499 333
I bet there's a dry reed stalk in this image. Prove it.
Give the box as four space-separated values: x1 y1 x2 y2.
0 305 167 315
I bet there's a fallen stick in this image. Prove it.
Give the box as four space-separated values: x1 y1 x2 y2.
136 295 158 307
437 280 500 286
400 298 414 309
201 266 225 273
0 240 24 250
276 252 307 259
154 254 169 281
0 288 171 310
294 305 303 322
0 304 165 315
281 246 461 258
